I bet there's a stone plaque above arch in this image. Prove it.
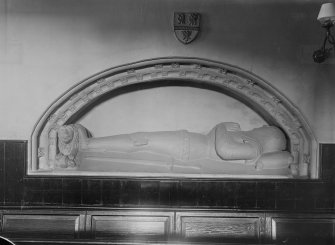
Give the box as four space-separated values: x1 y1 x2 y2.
29 57 317 178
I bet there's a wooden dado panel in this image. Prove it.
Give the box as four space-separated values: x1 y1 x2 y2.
2 209 335 244
86 211 174 240
268 214 335 244
1 211 85 240
0 213 2 233
176 212 264 242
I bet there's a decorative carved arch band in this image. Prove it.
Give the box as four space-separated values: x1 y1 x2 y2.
29 57 317 178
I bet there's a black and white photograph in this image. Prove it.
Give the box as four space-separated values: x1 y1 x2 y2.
0 0 335 244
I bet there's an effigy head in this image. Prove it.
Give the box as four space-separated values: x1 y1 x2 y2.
58 125 75 144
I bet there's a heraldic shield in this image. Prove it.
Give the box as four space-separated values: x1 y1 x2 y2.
174 12 201 44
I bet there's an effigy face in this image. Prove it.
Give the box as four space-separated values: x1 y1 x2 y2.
29 58 316 179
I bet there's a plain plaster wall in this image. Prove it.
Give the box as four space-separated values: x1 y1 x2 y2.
78 86 267 137
0 0 334 142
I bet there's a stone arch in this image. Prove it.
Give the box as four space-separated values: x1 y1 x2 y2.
29 57 317 178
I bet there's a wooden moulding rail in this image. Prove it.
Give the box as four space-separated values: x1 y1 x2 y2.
1 209 335 244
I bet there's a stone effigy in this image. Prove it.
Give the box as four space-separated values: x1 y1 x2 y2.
54 122 293 176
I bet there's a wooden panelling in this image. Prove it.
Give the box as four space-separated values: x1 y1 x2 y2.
1 211 85 240
0 142 4 204
320 144 335 180
1 209 335 244
1 141 335 211
268 214 335 244
87 211 174 240
1 140 334 211
0 212 2 231
4 141 25 205
176 212 263 242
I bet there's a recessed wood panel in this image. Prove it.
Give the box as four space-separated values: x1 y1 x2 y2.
88 211 174 240
2 214 82 239
320 144 335 180
0 142 4 204
177 212 262 242
271 218 335 244
4 141 25 205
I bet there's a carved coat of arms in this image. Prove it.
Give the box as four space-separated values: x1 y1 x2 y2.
174 12 201 44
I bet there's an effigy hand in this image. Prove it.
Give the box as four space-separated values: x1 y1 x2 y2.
222 122 241 132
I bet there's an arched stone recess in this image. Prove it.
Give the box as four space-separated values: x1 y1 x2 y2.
29 57 317 178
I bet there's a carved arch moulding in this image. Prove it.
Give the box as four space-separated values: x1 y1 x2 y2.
29 57 318 178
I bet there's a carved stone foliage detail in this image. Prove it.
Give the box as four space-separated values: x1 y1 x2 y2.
38 147 45 157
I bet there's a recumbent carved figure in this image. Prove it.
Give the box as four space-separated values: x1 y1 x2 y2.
54 122 293 175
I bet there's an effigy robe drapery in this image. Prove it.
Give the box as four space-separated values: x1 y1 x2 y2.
53 122 293 176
